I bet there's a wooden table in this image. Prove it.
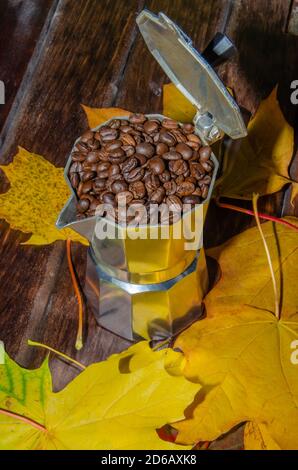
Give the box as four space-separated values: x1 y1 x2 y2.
0 0 297 449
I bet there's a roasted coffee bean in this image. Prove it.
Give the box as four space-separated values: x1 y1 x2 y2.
116 191 134 204
192 187 202 196
70 173 79 188
129 113 146 124
169 159 188 175
77 198 90 213
111 179 128 194
121 133 136 146
201 160 213 172
153 132 160 143
144 120 159 134
144 173 160 193
200 175 212 184
162 118 179 130
108 153 127 164
182 123 194 134
79 180 93 195
122 157 138 173
93 178 106 191
150 187 165 204
69 162 81 173
105 140 123 152
185 176 197 184
109 119 121 129
101 129 119 142
80 130 94 142
166 195 183 210
108 163 120 177
162 150 181 161
175 175 185 185
76 141 90 153
176 143 193 160
149 157 165 175
159 131 176 146
156 142 169 155
187 134 201 144
199 146 212 161
121 125 133 134
122 145 135 157
143 134 154 143
136 142 155 158
159 170 171 183
97 170 110 179
190 162 205 180
97 150 109 161
164 180 177 195
89 199 101 212
81 171 96 182
72 152 86 162
182 195 201 204
86 151 101 164
124 167 145 183
129 181 146 199
102 192 115 204
171 129 187 143
88 140 100 150
135 153 147 166
190 150 200 161
176 181 195 197
109 173 123 183
201 185 209 199
97 162 110 172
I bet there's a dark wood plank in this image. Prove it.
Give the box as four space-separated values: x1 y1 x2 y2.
220 0 291 114
0 0 56 131
0 0 145 389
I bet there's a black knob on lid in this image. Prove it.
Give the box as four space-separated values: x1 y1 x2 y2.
202 32 236 67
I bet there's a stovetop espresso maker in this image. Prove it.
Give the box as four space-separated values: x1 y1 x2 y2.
56 10 247 342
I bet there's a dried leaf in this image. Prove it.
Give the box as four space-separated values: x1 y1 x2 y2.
82 105 130 129
163 83 197 123
215 88 297 200
0 342 198 450
174 218 298 450
244 421 281 450
0 147 87 245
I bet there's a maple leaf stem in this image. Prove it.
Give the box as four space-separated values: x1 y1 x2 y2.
215 199 298 233
0 408 47 432
28 340 86 370
66 239 84 350
252 194 280 319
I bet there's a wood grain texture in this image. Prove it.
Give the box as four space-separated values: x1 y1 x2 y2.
0 0 55 131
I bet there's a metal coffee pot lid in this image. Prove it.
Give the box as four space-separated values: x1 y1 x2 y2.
136 10 247 142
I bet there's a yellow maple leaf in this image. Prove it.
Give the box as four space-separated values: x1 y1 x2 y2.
244 421 281 450
215 87 297 200
173 218 298 450
0 147 87 245
163 83 197 122
0 341 199 450
82 105 130 129
163 84 297 201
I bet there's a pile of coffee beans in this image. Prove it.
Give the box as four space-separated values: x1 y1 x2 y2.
68 114 214 222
